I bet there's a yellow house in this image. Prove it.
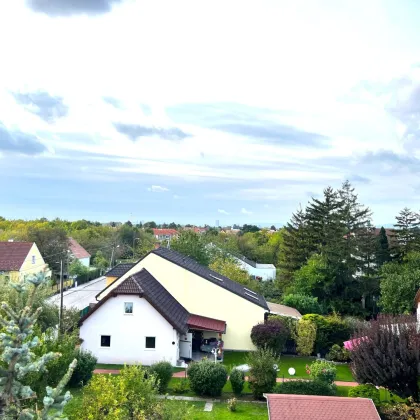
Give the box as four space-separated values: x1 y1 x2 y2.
97 247 269 351
104 263 135 287
0 241 50 282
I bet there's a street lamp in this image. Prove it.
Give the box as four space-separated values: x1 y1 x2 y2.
133 237 140 260
110 245 120 269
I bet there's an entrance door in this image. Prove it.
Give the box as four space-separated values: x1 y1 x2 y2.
179 332 192 359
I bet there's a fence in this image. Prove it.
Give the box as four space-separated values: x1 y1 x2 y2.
50 268 101 294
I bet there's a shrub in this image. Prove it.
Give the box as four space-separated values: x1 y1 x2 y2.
246 348 278 399
69 349 98 388
282 294 324 315
150 361 173 393
172 379 189 394
307 360 337 385
230 368 245 396
379 398 420 420
187 359 228 397
227 398 237 412
275 379 337 396
326 344 351 363
251 318 289 355
296 319 317 356
348 384 380 405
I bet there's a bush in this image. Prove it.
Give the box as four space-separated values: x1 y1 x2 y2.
307 360 337 385
69 350 97 388
230 368 245 396
172 379 189 394
187 359 228 397
348 384 380 405
227 398 237 412
326 344 351 362
379 398 420 420
150 361 173 393
296 319 317 356
282 294 324 315
251 318 289 355
246 348 278 399
275 379 337 396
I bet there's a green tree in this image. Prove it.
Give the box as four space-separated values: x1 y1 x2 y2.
241 224 260 233
296 319 317 356
171 230 209 266
133 230 155 259
394 208 420 259
376 226 391 267
379 251 420 314
0 273 76 418
282 294 323 315
68 258 89 277
93 250 109 273
209 257 250 285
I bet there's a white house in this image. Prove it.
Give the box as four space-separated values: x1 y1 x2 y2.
234 255 276 281
69 238 91 268
80 268 226 366
152 229 179 242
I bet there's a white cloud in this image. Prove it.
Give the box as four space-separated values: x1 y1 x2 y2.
218 209 229 215
241 208 253 215
147 185 168 193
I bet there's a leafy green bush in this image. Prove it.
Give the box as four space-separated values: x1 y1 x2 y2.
229 368 245 396
187 359 228 397
251 318 290 355
307 360 337 385
296 319 317 356
69 349 97 387
172 379 190 394
246 348 278 399
275 379 337 396
326 344 351 362
149 361 173 393
227 398 237 412
349 384 380 404
282 294 324 315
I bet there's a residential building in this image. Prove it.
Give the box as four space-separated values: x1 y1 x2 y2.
152 228 179 241
233 255 276 281
264 394 380 420
0 241 50 282
96 247 269 353
104 263 135 287
68 238 91 268
267 302 301 319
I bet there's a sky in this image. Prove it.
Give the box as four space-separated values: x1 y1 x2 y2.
1 0 420 226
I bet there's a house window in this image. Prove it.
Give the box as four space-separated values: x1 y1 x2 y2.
145 337 156 349
100 335 111 347
124 302 133 314
32 255 35 264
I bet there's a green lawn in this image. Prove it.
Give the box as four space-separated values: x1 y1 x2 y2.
223 352 355 382
95 363 185 373
165 401 268 419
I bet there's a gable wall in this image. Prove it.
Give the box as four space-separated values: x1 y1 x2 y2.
80 294 179 365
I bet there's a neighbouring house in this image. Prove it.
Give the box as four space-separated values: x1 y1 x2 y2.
233 255 276 281
152 228 179 241
184 226 207 234
0 241 51 282
264 394 380 420
79 269 228 365
95 247 270 354
104 263 135 287
267 302 302 319
415 288 420 323
68 238 91 268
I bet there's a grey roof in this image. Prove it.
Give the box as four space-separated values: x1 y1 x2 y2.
152 247 268 309
237 255 257 268
105 263 135 278
81 268 190 333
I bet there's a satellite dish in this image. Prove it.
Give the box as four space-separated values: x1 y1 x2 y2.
288 367 296 376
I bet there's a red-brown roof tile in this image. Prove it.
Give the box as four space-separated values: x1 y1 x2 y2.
152 229 179 236
0 242 33 271
188 314 226 332
69 238 91 259
265 394 380 420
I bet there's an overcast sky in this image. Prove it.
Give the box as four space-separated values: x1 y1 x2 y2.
1 0 420 226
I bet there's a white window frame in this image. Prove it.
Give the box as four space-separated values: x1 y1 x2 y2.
100 335 111 348
124 302 133 315
145 336 156 350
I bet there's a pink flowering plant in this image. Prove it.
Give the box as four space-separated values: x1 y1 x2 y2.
306 360 337 385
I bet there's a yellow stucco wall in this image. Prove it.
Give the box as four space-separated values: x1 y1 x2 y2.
98 253 266 351
18 243 49 280
105 276 119 287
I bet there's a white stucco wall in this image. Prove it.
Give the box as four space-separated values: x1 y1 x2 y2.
79 257 90 268
235 259 276 281
80 294 179 366
418 302 420 323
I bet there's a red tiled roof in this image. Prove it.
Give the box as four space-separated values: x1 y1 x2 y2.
152 229 179 236
69 238 91 259
265 394 380 420
188 314 226 332
0 242 33 271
